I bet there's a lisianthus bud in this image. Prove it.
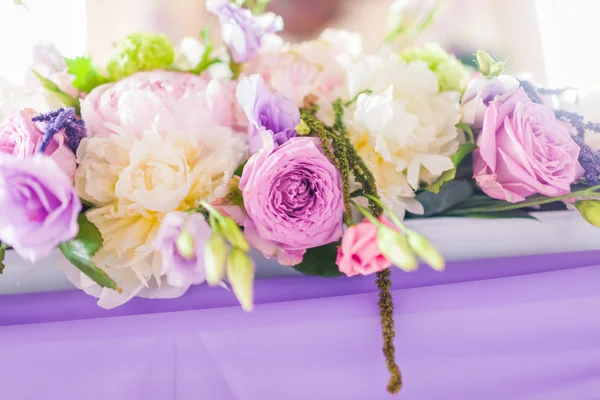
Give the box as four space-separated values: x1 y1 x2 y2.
295 119 311 135
107 33 175 81
175 229 195 259
377 225 418 272
575 200 600 228
407 231 445 271
219 217 250 252
227 248 255 311
476 50 505 79
205 233 228 286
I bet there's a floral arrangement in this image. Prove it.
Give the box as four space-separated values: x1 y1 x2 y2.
2 0 600 394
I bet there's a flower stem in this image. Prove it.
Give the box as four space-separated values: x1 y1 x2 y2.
199 201 225 222
452 185 600 214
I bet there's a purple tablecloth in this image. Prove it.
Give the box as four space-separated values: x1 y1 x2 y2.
1 251 600 400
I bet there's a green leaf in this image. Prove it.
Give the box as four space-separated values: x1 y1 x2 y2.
426 142 476 194
455 123 475 143
0 243 7 275
32 70 80 111
415 179 474 217
441 210 538 220
234 161 247 177
59 214 120 292
293 242 343 278
425 123 476 194
192 27 221 75
65 56 109 94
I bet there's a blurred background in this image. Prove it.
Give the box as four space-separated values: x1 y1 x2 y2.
0 0 596 91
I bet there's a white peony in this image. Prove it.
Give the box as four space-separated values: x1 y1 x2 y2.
342 52 462 217
73 121 247 308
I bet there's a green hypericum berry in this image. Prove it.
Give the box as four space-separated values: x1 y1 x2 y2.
106 33 175 80
400 43 469 93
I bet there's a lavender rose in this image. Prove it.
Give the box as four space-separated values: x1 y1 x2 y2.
239 137 344 265
207 0 283 63
236 74 299 152
473 87 584 203
155 212 212 288
461 75 519 130
0 108 77 179
0 154 81 262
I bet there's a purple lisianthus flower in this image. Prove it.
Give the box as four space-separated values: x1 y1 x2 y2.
239 137 344 266
237 74 299 152
207 0 283 63
461 75 520 129
0 154 81 262
155 212 212 288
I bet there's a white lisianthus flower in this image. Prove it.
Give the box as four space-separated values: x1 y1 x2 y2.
0 77 61 121
73 122 247 308
343 52 461 217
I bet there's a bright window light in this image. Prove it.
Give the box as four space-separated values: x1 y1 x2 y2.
535 0 600 93
0 0 87 83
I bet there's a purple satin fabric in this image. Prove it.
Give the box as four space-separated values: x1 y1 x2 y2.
1 251 600 400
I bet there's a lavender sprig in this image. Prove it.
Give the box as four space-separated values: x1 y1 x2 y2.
32 107 87 153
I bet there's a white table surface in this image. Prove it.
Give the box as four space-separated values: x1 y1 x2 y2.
1 211 598 295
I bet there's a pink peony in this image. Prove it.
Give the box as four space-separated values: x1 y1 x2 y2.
0 108 76 179
473 87 584 203
336 217 394 277
247 30 360 107
81 70 242 137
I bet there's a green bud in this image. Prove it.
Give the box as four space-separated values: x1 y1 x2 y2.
407 231 445 271
204 233 228 286
400 44 469 92
107 33 175 81
295 119 311 135
175 230 195 259
476 50 505 79
575 200 600 228
227 248 255 311
377 226 418 272
219 218 250 252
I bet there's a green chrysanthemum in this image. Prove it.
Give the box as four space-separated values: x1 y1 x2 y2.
400 43 469 93
106 33 175 81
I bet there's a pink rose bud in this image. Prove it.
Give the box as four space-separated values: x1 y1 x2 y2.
336 217 393 277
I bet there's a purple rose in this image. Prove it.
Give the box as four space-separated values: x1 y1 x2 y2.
236 74 299 152
239 137 344 265
155 212 212 288
207 0 283 63
461 75 520 129
0 154 81 262
473 87 584 203
0 108 77 179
